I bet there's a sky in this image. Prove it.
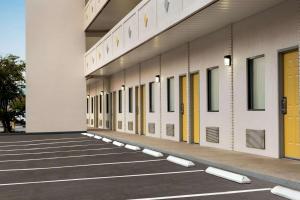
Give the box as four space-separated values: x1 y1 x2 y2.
0 0 25 60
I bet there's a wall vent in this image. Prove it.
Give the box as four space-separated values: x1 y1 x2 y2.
148 123 155 134
99 120 102 126
206 127 219 143
166 124 174 136
128 121 133 131
118 121 122 129
86 119 89 125
106 120 110 128
91 119 94 126
246 129 265 150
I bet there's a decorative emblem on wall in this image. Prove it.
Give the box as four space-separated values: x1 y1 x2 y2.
164 0 170 12
128 27 132 39
144 14 149 27
115 36 120 47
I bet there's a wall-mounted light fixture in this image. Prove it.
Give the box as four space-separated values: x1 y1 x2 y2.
100 91 104 95
224 55 232 66
87 95 90 98
155 75 160 83
121 85 125 91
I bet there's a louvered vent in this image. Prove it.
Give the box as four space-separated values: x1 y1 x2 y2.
246 129 265 150
106 120 110 128
128 122 133 131
118 121 122 129
166 124 174 136
148 123 155 134
206 127 219 143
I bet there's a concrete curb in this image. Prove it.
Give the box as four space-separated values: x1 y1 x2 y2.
90 132 300 191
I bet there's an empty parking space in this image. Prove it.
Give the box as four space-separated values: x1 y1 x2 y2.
0 133 286 200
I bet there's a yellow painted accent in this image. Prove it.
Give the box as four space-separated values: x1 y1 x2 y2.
284 50 300 159
144 14 148 27
141 85 146 135
180 76 188 142
192 73 200 144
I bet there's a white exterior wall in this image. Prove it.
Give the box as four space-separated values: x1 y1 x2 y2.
190 27 232 150
141 57 161 138
233 0 299 158
161 45 188 141
26 0 86 133
125 65 140 134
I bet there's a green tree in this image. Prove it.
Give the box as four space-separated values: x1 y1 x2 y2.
0 55 25 133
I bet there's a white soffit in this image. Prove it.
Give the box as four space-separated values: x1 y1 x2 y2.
91 0 284 76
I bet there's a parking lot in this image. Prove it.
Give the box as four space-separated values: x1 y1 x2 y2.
0 133 285 200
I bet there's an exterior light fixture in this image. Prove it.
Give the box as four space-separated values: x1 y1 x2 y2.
100 91 104 95
87 95 90 98
224 55 232 66
121 85 125 91
155 75 160 83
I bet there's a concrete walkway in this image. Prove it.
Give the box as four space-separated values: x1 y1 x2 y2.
90 129 300 190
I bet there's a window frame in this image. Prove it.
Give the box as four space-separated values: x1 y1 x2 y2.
106 93 110 114
149 82 155 113
128 87 133 113
118 90 122 113
99 94 103 114
207 67 219 112
247 54 266 111
167 77 175 112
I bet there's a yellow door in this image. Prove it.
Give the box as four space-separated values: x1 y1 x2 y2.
180 76 188 142
191 73 200 143
141 85 146 135
135 86 139 134
284 50 300 159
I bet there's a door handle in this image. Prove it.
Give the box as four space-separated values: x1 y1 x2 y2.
181 103 184 115
281 97 287 115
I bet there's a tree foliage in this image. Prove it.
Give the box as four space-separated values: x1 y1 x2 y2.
0 55 25 133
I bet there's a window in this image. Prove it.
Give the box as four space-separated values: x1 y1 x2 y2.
167 77 175 112
207 67 219 112
128 88 133 113
149 82 155 112
86 98 89 114
91 97 94 114
100 95 103 113
118 90 122 113
106 94 109 113
247 55 265 110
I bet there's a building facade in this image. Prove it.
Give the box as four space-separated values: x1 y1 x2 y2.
27 0 300 159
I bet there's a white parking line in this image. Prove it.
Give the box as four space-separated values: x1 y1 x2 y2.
0 137 87 144
128 188 272 200
0 139 95 148
0 151 138 163
0 169 204 187
0 147 120 157
0 159 166 172
0 143 109 152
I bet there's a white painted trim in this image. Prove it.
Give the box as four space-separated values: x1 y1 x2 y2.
128 188 271 200
0 140 93 148
0 147 119 157
102 138 112 143
205 167 251 184
271 186 300 200
142 149 163 157
94 135 102 140
0 137 87 144
125 144 141 151
166 156 195 167
0 143 108 152
113 141 125 147
0 169 204 187
0 159 165 172
0 151 138 163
